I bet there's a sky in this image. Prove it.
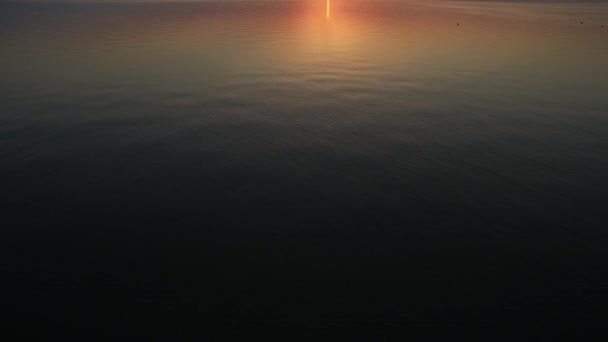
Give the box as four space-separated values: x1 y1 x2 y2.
2 0 608 3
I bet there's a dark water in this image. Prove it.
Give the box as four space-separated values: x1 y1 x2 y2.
2 0 608 335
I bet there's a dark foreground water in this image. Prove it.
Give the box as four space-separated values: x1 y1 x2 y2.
1 0 608 335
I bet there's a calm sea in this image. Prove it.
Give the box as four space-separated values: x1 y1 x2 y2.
1 0 608 334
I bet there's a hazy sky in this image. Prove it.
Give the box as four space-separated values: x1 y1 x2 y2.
2 0 607 3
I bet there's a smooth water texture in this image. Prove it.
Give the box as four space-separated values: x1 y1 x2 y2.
2 0 608 330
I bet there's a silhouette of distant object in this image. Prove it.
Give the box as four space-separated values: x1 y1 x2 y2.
457 23 460 26
581 21 584 24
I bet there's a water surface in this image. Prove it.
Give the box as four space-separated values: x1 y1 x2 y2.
2 0 608 333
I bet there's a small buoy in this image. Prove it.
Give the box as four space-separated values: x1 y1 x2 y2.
457 23 460 26
581 21 584 24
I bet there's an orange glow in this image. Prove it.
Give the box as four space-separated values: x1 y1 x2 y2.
16 0 605 76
